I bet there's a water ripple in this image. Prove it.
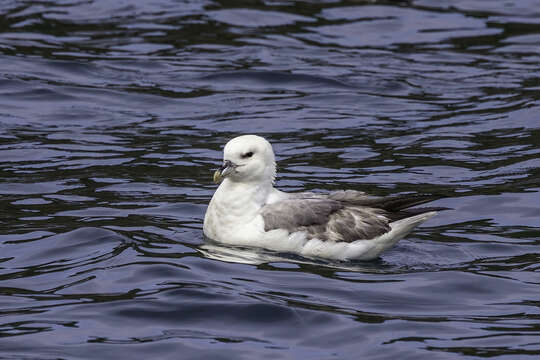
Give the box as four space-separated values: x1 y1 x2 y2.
1 0 539 358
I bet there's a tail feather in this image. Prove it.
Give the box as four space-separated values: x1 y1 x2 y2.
350 211 439 260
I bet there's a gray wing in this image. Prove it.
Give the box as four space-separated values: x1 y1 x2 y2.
328 190 445 213
260 198 342 232
260 195 391 242
261 190 446 242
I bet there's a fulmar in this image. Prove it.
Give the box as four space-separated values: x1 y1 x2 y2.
203 135 446 261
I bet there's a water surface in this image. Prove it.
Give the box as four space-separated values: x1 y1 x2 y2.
1 1 539 359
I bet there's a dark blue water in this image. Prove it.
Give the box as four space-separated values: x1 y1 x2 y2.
1 1 539 358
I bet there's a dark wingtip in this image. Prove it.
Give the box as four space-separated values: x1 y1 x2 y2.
387 206 451 221
380 194 448 212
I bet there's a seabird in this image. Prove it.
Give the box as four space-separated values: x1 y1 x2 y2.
203 135 446 261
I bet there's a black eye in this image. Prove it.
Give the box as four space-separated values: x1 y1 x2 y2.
241 151 254 159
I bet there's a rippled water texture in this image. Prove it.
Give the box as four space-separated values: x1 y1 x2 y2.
1 1 540 358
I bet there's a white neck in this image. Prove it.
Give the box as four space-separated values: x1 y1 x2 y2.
217 178 273 209
204 178 271 239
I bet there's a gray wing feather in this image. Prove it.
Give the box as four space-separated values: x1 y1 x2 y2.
261 190 444 242
261 199 342 232
261 194 391 242
329 190 445 211
323 207 390 241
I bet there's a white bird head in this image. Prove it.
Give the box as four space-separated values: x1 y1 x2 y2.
213 135 276 185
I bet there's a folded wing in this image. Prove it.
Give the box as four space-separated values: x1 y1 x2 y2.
261 190 446 243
